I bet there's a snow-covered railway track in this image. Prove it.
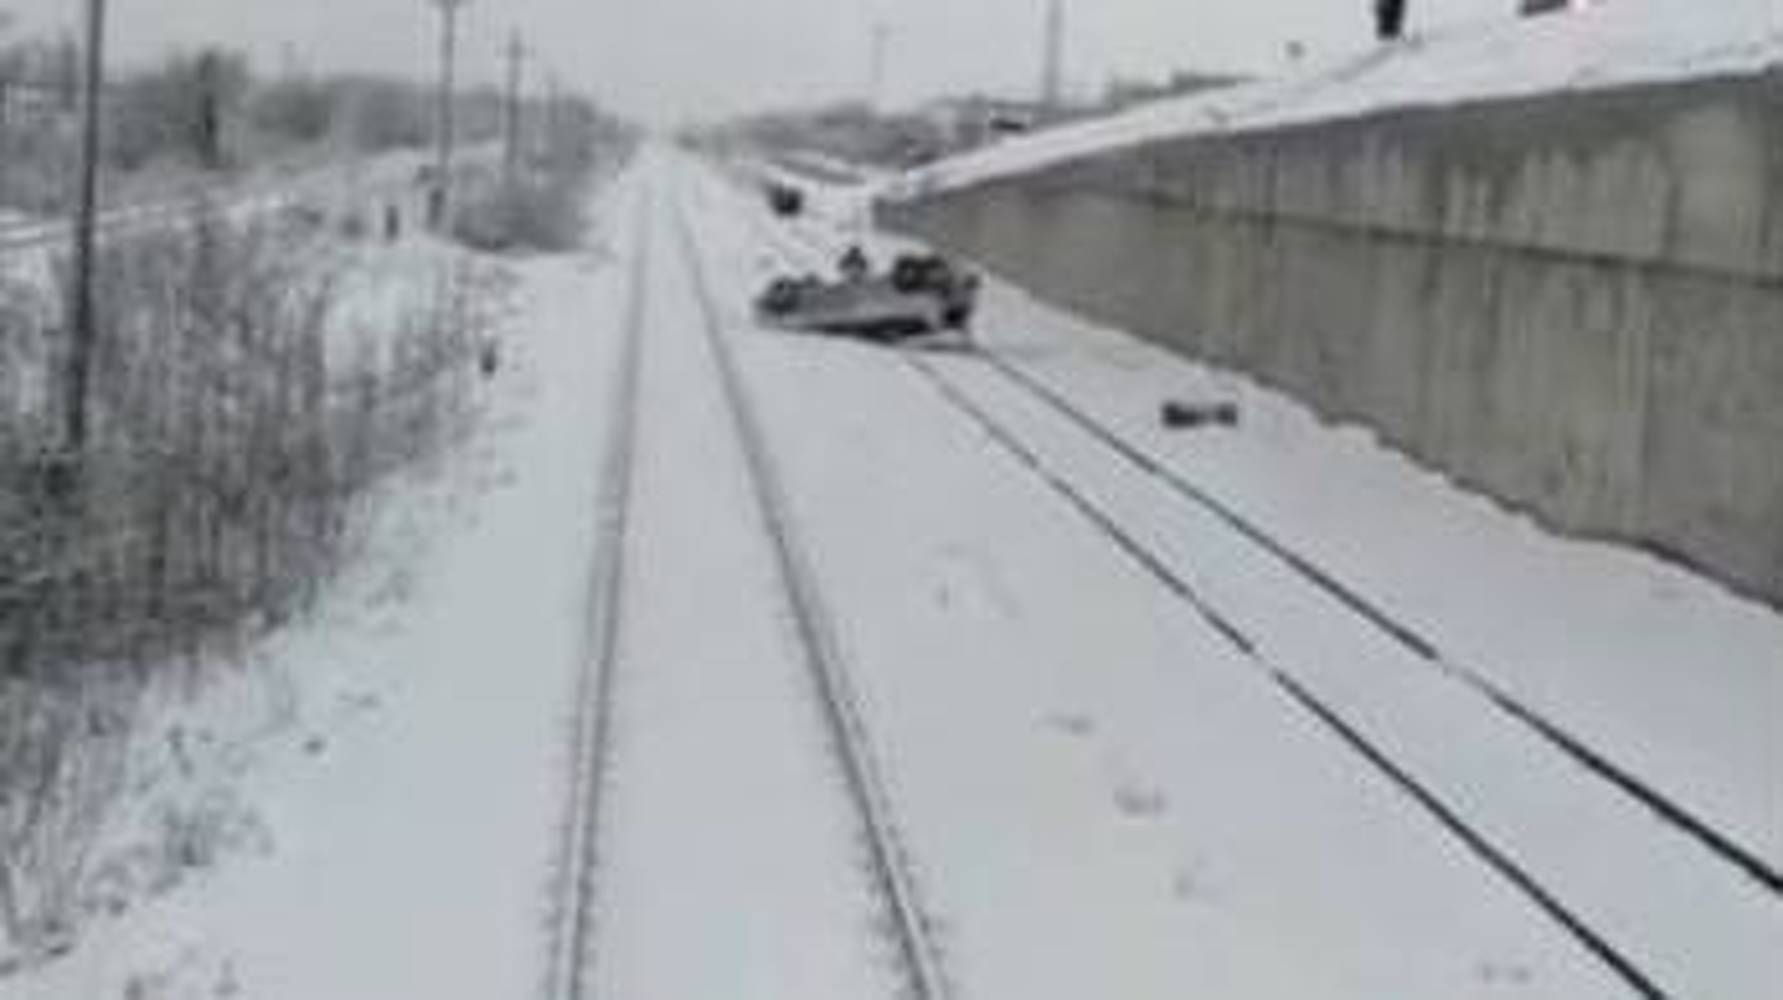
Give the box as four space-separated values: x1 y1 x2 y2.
542 160 944 1000
895 326 1783 997
0 186 296 259
544 189 652 1000
737 196 1783 899
0 202 188 254
964 349 1783 899
785 205 1779 903
671 198 952 1000
898 353 1668 999
734 205 1782 998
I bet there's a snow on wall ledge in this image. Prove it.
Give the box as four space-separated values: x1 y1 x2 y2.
888 0 1783 203
880 11 1783 608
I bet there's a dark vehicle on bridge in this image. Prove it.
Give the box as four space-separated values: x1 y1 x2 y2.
755 248 980 343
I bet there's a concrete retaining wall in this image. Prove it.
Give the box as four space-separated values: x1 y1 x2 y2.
882 74 1783 607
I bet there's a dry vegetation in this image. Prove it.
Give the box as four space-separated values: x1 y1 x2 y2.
0 26 630 960
0 207 498 965
451 171 589 255
449 108 629 255
0 40 473 216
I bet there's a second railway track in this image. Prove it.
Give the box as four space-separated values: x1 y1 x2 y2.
968 348 1783 899
747 200 1781 901
734 197 1783 998
901 351 1668 999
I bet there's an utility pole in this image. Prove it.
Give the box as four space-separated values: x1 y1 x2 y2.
1041 0 1065 112
64 0 106 456
503 31 527 190
279 41 302 84
429 0 468 227
194 50 226 171
544 71 565 170
58 33 79 112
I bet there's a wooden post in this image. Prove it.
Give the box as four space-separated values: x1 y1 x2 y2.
430 0 467 228
65 0 106 456
503 31 527 191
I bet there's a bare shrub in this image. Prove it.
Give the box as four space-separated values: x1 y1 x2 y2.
0 204 494 964
0 672 137 957
447 104 630 256
450 175 587 255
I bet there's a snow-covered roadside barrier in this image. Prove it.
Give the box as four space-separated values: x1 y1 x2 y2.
2 164 642 999
880 3 1783 612
890 0 1783 200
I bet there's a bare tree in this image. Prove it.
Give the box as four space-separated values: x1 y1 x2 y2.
109 48 250 171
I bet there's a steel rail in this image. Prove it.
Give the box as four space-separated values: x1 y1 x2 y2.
672 191 951 1000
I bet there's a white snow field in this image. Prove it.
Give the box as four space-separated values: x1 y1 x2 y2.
682 158 1782 998
10 143 1779 999
8 167 644 999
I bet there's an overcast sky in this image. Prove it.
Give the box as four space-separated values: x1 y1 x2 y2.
1 1 1543 121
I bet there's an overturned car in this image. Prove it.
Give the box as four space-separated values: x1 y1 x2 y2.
755 248 981 343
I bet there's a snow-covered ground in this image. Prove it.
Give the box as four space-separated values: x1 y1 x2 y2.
6 173 634 999
586 157 900 1000
705 159 1781 996
11 144 1779 999
892 0 1783 199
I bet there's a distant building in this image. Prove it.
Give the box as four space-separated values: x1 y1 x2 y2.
1521 0 1571 14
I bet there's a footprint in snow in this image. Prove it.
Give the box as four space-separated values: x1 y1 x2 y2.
1043 711 1096 739
932 546 1021 621
1474 960 1535 988
1112 780 1169 820
338 690 383 715
1170 859 1226 906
